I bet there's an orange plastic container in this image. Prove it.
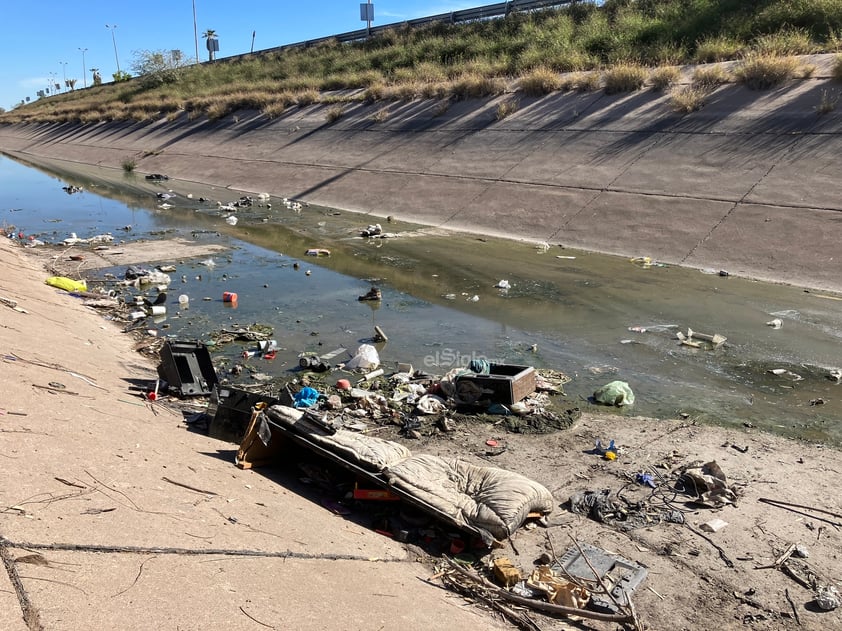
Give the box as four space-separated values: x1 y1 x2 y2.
222 291 238 303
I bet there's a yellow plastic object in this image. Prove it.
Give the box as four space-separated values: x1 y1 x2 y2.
45 277 87 292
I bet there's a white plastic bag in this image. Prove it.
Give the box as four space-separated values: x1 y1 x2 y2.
345 344 380 371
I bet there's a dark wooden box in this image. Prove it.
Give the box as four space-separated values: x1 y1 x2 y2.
455 364 536 405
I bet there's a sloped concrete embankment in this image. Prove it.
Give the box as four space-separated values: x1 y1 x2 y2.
1 64 842 291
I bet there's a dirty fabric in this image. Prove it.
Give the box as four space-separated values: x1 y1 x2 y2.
384 454 554 543
264 405 411 471
503 407 581 434
569 489 685 531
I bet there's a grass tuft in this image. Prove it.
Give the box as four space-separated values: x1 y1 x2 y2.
692 65 730 89
733 54 799 90
670 87 708 113
603 64 647 94
519 67 561 96
649 66 681 91
495 98 520 120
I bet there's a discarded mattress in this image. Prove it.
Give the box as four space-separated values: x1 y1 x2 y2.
264 405 411 472
254 405 554 543
384 454 555 542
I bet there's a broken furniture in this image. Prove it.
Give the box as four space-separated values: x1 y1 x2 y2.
157 341 218 397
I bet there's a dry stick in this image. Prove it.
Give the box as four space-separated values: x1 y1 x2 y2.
441 571 543 631
85 470 140 511
161 476 218 496
685 523 735 568
0 539 401 563
442 556 633 625
32 384 79 396
112 556 156 598
239 606 274 629
785 588 802 626
758 497 842 527
0 540 43 631
755 543 796 570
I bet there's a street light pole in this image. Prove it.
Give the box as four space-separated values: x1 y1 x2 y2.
59 61 68 91
105 24 121 74
78 47 88 88
192 0 200 64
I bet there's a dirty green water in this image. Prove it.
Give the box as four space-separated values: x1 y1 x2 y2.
3 154 842 445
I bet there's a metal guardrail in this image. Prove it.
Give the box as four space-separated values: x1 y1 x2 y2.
223 0 575 63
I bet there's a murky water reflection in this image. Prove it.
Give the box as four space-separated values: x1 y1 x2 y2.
3 155 841 444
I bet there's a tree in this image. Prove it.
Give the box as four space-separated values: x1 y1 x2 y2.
131 49 188 88
112 70 132 82
203 29 219 62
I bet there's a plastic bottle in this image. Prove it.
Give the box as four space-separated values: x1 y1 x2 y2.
178 294 189 306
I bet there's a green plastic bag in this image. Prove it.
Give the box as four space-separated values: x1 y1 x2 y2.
593 380 635 406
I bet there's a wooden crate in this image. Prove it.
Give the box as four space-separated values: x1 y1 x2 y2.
455 364 536 405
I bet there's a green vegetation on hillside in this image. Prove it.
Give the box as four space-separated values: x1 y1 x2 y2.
4 0 842 124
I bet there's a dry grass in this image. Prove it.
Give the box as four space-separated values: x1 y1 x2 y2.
603 64 647 94
649 66 681 91
833 55 842 81
295 89 320 107
815 88 839 114
432 99 451 117
733 54 800 89
695 36 743 63
752 28 815 56
519 67 562 96
692 65 730 89
561 71 601 92
369 108 389 123
670 86 708 113
325 105 344 123
495 98 520 121
448 74 506 100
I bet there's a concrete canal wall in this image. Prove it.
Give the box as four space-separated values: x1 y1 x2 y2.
2 55 842 291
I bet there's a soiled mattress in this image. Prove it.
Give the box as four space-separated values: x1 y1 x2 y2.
261 405 554 542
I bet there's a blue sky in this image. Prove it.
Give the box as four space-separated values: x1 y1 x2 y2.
0 0 474 111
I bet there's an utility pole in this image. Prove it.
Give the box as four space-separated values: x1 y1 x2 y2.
79 48 88 88
106 24 121 74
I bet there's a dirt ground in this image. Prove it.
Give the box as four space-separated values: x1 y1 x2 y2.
2 234 841 631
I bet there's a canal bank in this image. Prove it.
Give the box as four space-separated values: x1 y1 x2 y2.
2 53 842 292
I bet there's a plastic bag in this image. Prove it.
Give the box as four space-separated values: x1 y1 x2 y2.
45 276 87 292
344 344 380 370
593 380 635 406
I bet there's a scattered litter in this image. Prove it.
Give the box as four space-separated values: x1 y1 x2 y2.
700 518 728 533
767 368 803 382
766 318 783 329
815 585 840 611
676 328 726 349
494 280 511 290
